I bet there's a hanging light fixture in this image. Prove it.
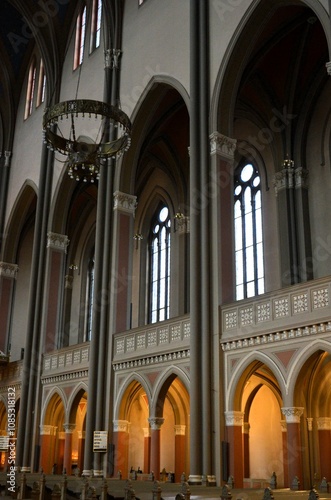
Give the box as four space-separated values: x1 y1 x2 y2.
42 99 132 183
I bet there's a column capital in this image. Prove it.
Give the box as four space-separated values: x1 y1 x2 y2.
316 417 331 430
47 232 70 253
4 151 12 166
243 422 250 434
0 262 18 279
148 417 165 430
326 61 331 75
113 420 130 433
306 418 313 431
174 425 186 436
65 275 74 289
209 131 236 160
295 167 309 190
63 423 76 434
104 48 121 70
280 420 287 432
281 407 304 423
113 191 137 215
224 410 244 427
175 214 190 234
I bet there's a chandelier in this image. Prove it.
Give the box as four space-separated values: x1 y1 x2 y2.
43 99 132 183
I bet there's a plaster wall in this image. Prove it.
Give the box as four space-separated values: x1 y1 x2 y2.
120 0 189 120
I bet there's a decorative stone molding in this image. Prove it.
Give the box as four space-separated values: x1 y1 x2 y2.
280 420 287 432
105 49 121 69
316 417 331 431
58 432 66 440
281 407 304 423
222 321 331 351
77 430 86 439
295 167 309 189
63 423 76 433
209 132 237 160
113 420 130 433
47 232 69 252
40 424 56 435
41 369 89 384
113 191 137 215
175 215 190 234
224 410 244 427
0 262 18 279
148 417 164 430
113 349 190 371
274 164 309 195
306 418 313 431
326 62 331 76
174 425 186 436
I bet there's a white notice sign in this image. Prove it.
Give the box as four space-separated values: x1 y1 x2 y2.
93 431 108 452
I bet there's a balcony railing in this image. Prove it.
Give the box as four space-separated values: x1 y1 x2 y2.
221 276 331 349
112 315 191 369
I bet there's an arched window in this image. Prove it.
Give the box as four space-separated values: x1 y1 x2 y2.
149 205 171 323
85 254 95 341
24 61 36 119
36 59 46 107
74 5 87 69
234 163 265 300
90 0 102 52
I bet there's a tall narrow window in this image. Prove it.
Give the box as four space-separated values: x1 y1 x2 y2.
234 163 265 300
36 59 46 107
149 205 171 323
24 61 36 119
86 255 95 341
90 0 102 52
74 5 87 69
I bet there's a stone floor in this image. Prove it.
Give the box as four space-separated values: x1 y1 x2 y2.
1 474 331 500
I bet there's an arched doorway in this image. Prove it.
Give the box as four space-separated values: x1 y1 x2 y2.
40 393 65 474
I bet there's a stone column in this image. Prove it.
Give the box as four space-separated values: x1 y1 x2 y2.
112 420 130 479
39 425 55 473
225 411 244 488
112 192 137 333
0 151 12 253
174 425 186 482
44 233 69 352
148 417 164 480
306 418 314 486
317 417 331 480
209 132 237 303
281 407 304 487
143 427 151 474
280 420 289 487
57 431 65 474
63 423 76 475
77 430 85 473
243 422 250 478
294 168 312 281
0 263 18 352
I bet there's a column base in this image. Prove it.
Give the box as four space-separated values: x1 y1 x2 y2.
93 470 103 477
188 474 202 485
20 467 31 473
82 469 92 477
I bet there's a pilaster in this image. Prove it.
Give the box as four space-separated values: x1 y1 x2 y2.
112 191 137 333
281 407 304 487
0 262 19 352
148 417 164 479
44 233 69 352
225 411 244 487
112 420 130 479
317 417 331 480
